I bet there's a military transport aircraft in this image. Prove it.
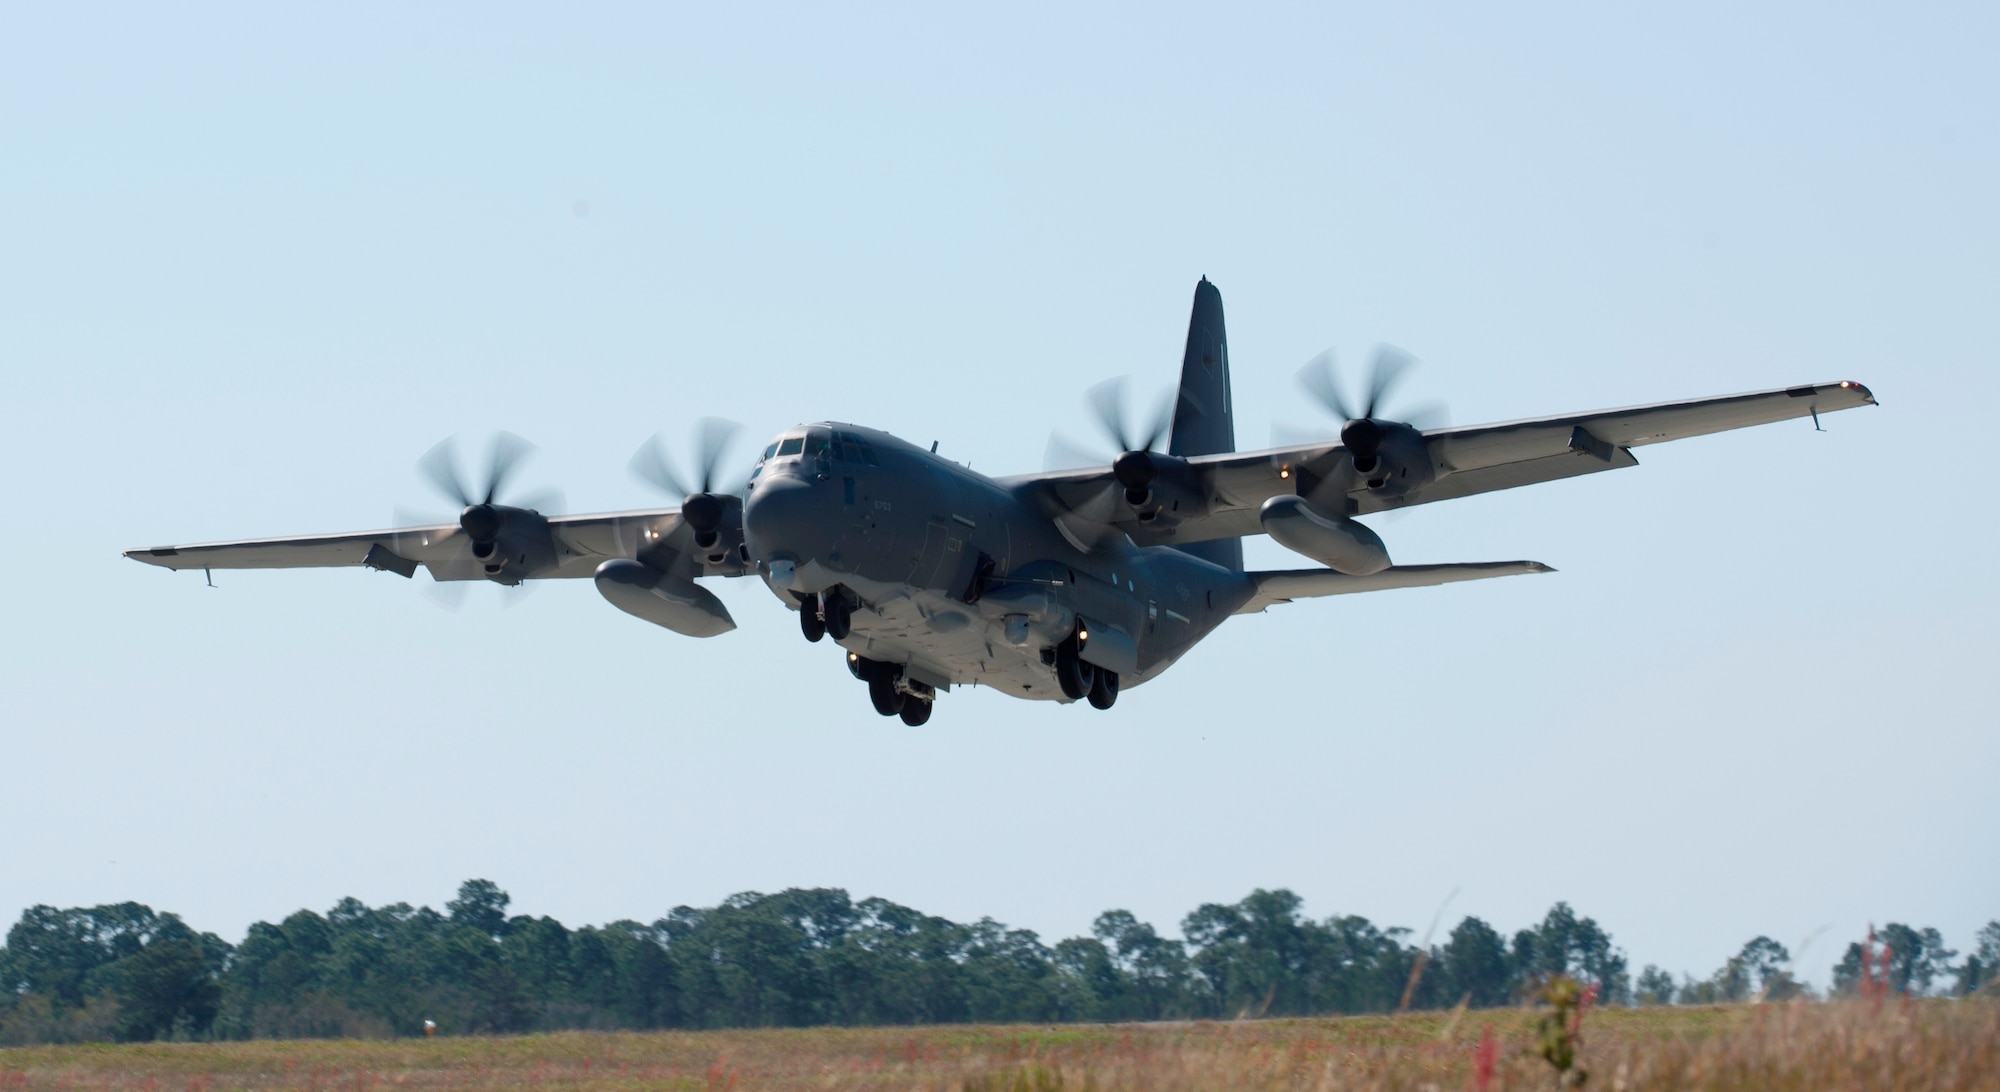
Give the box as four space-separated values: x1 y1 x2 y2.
126 279 1876 724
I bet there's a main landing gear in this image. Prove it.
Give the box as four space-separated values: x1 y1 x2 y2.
849 653 934 725
1053 631 1119 710
798 590 854 643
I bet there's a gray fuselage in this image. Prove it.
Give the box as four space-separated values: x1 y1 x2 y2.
739 423 1254 701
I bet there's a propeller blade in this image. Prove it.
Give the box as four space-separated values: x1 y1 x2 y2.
1050 482 1121 553
423 574 470 612
1139 388 1175 453
1086 377 1134 452
417 438 472 508
692 417 741 495
629 433 692 499
1360 345 1415 419
480 432 535 505
1297 345 1433 426
1085 376 1174 454
1043 432 1107 472
1297 349 1354 422
1396 399 1451 431
498 580 536 609
631 420 743 500
1269 421 1328 449
509 488 565 518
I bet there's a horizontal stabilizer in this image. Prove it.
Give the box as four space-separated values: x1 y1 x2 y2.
1236 561 1553 614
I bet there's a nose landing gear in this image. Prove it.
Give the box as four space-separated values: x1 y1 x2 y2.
824 592 853 641
799 589 855 643
799 592 826 642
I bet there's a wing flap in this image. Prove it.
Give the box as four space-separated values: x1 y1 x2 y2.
1237 561 1554 614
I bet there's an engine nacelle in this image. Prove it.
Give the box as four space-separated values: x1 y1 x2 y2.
1259 495 1392 575
594 559 736 637
1350 422 1435 494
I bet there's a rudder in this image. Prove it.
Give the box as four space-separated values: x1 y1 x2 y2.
1169 277 1243 571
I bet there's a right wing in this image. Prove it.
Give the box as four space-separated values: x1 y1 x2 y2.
123 508 739 582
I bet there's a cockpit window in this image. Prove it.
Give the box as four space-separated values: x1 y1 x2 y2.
760 442 779 462
776 436 804 457
835 430 879 466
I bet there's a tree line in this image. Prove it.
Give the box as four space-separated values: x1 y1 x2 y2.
1 881 1993 1044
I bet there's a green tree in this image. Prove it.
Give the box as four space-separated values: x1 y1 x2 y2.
1634 964 1675 1005
98 916 225 1041
1184 889 1326 1017
1511 903 1629 1004
1831 922 1955 997
1091 909 1192 1019
0 903 228 1041
446 880 511 941
1955 921 2000 996
1438 917 1511 1008
500 914 575 1022
1877 923 1955 996
2 903 161 1011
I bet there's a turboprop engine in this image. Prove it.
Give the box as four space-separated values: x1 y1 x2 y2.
1258 495 1391 575
413 433 562 585
1296 345 1442 500
594 558 736 637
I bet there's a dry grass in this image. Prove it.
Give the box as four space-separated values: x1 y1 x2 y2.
1 1000 1992 1091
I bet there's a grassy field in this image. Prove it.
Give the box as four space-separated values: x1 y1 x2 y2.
2 1001 1993 1091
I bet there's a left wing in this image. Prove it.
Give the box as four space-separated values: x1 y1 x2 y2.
1010 380 1877 548
124 508 734 583
1236 562 1554 614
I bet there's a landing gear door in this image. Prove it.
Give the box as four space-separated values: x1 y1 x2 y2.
1075 618 1139 677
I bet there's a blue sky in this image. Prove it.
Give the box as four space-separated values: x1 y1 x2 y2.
3 2 1995 990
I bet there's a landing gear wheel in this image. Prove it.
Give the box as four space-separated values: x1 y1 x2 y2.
799 593 825 643
824 594 853 641
867 665 906 717
1087 668 1120 710
1054 634 1095 701
898 697 932 726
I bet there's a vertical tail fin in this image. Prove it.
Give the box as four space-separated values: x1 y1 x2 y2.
1168 277 1242 572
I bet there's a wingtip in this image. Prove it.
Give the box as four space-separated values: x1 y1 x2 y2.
1526 561 1556 573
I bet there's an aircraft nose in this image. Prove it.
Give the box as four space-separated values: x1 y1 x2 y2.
742 473 822 565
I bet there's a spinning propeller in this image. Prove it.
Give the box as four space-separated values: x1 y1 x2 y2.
397 432 562 607
629 418 741 550
1042 378 1183 548
1295 345 1447 475
1046 377 1177 504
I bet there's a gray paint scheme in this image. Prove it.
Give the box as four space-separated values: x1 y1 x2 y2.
1166 277 1243 573
125 281 1878 713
